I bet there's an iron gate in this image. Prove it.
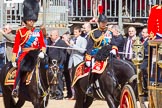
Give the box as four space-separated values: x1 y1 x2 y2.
0 0 69 35
40 0 69 35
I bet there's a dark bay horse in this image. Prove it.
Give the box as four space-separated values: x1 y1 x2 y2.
73 45 137 108
0 50 53 108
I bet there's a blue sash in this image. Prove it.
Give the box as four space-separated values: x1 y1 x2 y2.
24 28 40 48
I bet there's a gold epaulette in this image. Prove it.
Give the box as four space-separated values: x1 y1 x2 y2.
156 5 162 9
19 29 31 38
88 28 99 37
89 28 104 42
152 5 158 8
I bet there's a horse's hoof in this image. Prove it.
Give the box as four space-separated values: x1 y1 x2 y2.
68 96 75 100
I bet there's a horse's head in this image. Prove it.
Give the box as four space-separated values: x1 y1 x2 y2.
95 45 112 61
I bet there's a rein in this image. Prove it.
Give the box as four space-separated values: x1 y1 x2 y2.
35 58 48 98
35 58 49 108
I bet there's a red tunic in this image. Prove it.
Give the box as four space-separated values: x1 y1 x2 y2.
13 27 46 55
148 5 162 40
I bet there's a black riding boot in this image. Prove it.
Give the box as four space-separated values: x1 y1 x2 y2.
86 73 94 97
12 71 20 98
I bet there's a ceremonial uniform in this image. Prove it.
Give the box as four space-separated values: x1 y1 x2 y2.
11 0 45 97
148 5 162 40
12 27 45 88
85 13 118 96
86 28 109 57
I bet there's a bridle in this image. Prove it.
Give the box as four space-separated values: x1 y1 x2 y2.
48 59 59 85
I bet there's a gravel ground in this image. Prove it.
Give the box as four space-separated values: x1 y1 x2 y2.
0 97 108 108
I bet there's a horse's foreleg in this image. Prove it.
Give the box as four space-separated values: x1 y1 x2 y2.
3 96 15 108
15 99 25 108
32 96 41 108
83 96 94 108
40 95 49 108
105 94 117 108
74 86 84 108
2 88 16 108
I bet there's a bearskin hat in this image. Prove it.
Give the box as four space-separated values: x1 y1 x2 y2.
23 0 40 22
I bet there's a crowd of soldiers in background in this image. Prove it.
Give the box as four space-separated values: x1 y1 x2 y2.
0 22 149 100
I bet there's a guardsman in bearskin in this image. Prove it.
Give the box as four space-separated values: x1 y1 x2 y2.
148 5 162 40
85 5 118 96
11 0 46 97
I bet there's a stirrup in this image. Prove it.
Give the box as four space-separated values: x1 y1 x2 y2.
12 89 18 98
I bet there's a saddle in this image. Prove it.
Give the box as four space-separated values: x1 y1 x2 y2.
4 67 33 85
72 60 108 86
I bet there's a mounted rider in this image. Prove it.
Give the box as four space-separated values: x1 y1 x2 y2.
11 0 46 97
85 5 118 96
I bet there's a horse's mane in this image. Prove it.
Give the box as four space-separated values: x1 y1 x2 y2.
20 49 40 72
95 45 112 61
113 58 136 79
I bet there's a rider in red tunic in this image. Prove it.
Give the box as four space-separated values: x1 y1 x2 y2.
11 0 46 97
148 5 162 40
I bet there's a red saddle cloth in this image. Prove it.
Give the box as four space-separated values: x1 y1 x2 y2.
4 67 33 85
92 60 108 74
72 62 90 86
72 60 108 86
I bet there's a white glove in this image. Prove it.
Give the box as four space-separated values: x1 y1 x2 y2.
38 52 44 59
12 62 17 67
86 61 91 67
110 49 116 55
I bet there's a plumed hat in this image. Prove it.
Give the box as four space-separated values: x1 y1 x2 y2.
23 0 40 22
98 5 107 22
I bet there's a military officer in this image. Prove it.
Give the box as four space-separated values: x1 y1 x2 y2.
11 0 46 97
85 13 118 96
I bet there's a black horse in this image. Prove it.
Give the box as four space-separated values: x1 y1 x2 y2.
0 50 54 108
73 45 137 108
